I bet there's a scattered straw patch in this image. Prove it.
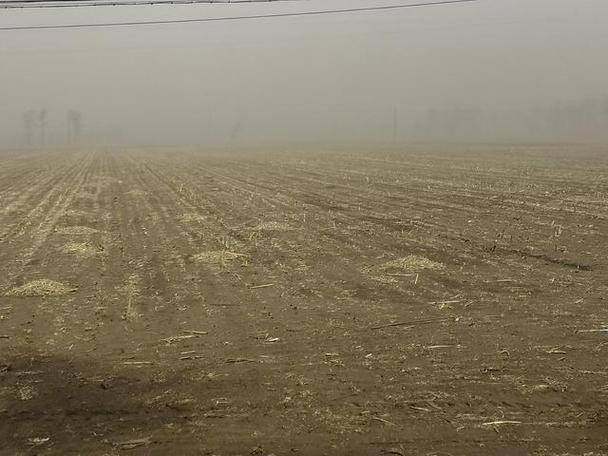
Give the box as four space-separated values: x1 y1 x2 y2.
377 255 445 273
370 275 399 285
60 242 101 257
62 209 88 218
126 189 148 197
6 279 74 297
123 274 141 321
254 221 292 232
193 250 247 266
180 213 207 223
55 226 98 235
365 255 445 283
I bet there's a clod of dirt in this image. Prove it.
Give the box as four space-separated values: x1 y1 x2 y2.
5 279 74 297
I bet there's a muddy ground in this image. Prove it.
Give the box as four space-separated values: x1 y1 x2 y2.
0 144 607 455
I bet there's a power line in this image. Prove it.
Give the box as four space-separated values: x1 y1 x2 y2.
0 0 303 9
0 0 477 31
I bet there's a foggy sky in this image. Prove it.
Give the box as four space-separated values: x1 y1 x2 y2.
1 0 607 148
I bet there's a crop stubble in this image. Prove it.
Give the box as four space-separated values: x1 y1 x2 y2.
0 145 607 455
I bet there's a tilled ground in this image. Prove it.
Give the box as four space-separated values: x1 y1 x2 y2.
0 145 607 455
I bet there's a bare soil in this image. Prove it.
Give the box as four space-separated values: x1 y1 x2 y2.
1 145 607 455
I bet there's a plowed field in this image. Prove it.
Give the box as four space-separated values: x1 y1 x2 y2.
1 145 607 455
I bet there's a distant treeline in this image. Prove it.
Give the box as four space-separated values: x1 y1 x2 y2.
415 95 608 143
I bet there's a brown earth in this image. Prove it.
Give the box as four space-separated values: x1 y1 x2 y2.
0 144 607 455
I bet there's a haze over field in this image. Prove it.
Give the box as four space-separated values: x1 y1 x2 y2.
2 2 608 453
1 0 607 148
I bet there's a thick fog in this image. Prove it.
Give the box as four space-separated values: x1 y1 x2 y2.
1 0 607 149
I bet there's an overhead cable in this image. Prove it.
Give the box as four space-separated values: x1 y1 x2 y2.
0 0 478 30
0 0 305 9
